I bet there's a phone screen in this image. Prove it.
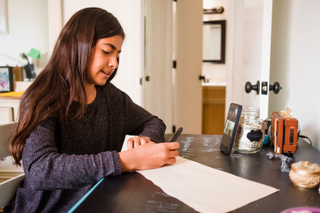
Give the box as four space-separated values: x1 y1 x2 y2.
220 103 242 154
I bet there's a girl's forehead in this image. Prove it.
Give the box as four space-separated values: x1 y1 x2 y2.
97 35 123 44
96 35 123 51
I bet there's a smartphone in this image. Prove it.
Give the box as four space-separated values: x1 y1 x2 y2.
220 103 243 155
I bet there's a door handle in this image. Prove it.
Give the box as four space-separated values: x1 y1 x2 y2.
245 81 260 95
269 82 282 94
199 75 206 82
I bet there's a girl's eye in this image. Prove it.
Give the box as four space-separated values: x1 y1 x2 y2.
103 50 110 54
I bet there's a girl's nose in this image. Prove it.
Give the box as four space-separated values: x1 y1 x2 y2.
108 56 118 69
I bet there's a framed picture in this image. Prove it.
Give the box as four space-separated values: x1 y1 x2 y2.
0 66 14 92
0 0 8 34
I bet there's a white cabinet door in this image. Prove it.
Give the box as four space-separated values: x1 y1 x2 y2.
0 108 13 124
0 99 20 121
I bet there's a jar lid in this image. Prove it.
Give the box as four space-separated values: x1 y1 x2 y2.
291 161 320 175
243 106 260 112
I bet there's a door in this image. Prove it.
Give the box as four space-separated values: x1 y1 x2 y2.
226 0 274 119
144 0 203 134
143 0 173 133
174 0 203 134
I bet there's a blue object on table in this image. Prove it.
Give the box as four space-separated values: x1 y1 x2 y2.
68 178 104 213
263 134 270 145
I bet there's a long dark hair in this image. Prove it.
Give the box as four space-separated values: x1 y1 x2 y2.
9 7 125 166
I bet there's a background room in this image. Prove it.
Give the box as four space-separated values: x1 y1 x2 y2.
1 0 320 150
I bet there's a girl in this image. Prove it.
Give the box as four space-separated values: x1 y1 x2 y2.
5 7 179 213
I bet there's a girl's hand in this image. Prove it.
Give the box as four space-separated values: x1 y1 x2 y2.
118 142 180 172
127 136 152 149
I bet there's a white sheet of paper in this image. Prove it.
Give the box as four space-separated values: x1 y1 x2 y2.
121 135 135 152
137 156 279 213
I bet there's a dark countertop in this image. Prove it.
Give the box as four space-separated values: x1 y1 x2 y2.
72 134 320 213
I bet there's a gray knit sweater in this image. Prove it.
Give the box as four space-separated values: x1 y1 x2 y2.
4 83 166 213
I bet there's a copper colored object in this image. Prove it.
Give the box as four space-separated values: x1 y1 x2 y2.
289 161 320 193
271 111 298 154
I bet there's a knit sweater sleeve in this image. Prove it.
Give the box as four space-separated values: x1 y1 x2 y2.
118 89 166 143
22 118 121 190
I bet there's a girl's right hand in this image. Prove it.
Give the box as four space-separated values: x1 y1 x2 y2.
118 142 180 172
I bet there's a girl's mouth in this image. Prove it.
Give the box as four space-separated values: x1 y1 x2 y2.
101 70 111 77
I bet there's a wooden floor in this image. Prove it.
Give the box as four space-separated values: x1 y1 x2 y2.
202 86 226 135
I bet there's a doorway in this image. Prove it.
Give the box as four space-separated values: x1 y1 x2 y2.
201 0 229 135
143 0 203 134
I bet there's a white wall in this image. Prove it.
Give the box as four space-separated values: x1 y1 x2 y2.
62 0 143 106
202 0 229 84
0 0 48 173
269 0 320 151
1 0 143 106
0 0 49 75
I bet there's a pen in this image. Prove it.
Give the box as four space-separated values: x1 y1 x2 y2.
170 127 183 142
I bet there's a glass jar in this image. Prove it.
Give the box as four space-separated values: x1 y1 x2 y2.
234 106 265 154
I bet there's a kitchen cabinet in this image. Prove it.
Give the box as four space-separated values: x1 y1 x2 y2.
202 85 226 135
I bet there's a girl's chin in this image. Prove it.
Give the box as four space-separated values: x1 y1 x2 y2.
95 80 108 86
100 76 111 84
87 75 109 86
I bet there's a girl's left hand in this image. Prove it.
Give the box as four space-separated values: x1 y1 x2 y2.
127 136 152 149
